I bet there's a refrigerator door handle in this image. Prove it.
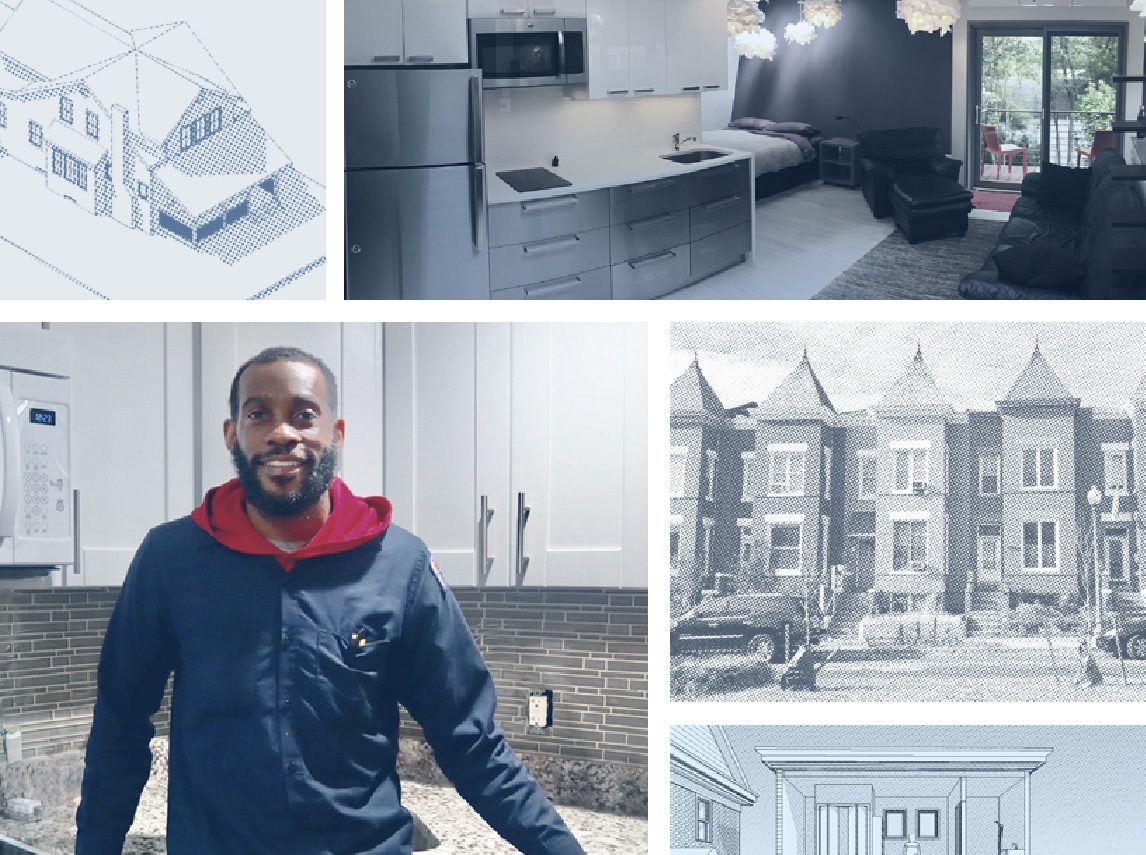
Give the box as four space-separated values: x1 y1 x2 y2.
471 164 487 251
469 73 485 165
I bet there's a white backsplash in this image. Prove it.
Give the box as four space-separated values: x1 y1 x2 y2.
483 87 701 169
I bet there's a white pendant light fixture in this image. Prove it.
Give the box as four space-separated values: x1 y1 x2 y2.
784 2 817 45
735 26 778 60
803 0 843 29
728 0 777 60
896 0 961 36
1130 0 1145 17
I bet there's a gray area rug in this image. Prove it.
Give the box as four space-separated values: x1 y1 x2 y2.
813 219 1005 300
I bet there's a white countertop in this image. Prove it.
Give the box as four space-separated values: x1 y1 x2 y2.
486 144 752 206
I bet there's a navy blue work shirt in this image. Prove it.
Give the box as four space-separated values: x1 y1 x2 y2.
75 517 585 854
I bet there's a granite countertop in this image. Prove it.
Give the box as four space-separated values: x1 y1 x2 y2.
0 740 647 854
487 144 752 206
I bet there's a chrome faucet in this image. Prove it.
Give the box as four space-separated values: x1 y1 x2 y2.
673 133 698 152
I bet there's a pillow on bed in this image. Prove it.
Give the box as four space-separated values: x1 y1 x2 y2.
729 117 777 131
770 121 822 138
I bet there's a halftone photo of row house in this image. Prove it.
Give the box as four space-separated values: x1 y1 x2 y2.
670 325 1146 625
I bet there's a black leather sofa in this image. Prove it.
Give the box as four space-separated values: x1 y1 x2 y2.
858 127 963 218
959 149 1146 299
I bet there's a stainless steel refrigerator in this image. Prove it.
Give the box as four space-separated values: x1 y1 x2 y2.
345 67 488 300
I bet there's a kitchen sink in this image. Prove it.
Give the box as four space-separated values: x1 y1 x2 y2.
660 149 727 164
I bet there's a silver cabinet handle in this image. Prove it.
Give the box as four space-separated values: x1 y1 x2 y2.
515 492 531 586
634 88 655 94
407 56 435 63
701 195 742 212
72 488 81 574
521 195 578 213
628 249 676 269
477 495 494 585
372 55 401 63
607 89 630 95
703 84 721 90
627 212 675 231
532 6 558 14
522 234 579 254
501 7 528 14
525 275 582 297
681 86 701 92
471 164 486 250
630 179 675 195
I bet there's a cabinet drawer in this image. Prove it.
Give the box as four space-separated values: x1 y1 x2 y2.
610 177 690 223
490 227 610 289
492 266 612 299
690 159 751 206
690 191 751 241
611 243 691 299
488 190 609 248
610 207 690 264
691 221 751 282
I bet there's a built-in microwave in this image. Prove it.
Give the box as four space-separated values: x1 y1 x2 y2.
469 18 587 89
0 327 73 571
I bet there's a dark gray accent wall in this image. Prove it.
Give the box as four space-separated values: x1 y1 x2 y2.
732 0 953 148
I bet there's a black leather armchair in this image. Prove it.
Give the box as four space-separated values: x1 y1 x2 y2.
858 127 963 218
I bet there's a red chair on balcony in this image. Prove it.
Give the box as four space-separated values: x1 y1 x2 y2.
981 124 1028 180
1076 129 1116 167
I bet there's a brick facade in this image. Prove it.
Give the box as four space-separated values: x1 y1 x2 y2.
671 346 1145 614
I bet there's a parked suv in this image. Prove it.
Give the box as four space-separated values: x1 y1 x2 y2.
1097 618 1146 659
669 593 824 661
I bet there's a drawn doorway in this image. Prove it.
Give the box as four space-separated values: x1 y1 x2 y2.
817 804 870 855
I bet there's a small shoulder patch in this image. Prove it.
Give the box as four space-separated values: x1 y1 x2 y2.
428 556 448 592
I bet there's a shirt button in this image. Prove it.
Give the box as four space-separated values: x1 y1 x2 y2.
281 699 291 712
281 635 291 648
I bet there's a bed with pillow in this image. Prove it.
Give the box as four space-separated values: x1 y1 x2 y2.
702 117 822 200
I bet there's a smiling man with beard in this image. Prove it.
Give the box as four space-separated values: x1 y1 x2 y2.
75 347 585 855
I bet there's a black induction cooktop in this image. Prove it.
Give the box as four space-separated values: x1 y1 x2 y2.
496 167 572 193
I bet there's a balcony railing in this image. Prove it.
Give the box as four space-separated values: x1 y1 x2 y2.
980 109 1117 167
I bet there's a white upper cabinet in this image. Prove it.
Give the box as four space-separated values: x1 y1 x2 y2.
469 1 586 16
665 0 704 94
403 0 469 64
346 0 468 66
698 0 728 92
346 0 404 65
587 0 631 98
628 0 667 95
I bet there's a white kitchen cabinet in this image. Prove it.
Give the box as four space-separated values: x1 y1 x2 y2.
403 0 469 64
665 0 703 94
382 323 646 589
627 0 666 95
587 0 630 98
469 1 585 15
346 0 468 66
346 0 404 64
531 0 586 15
698 0 728 92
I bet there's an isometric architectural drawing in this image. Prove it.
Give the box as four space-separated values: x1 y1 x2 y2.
670 323 1146 701
669 726 1144 855
0 0 324 299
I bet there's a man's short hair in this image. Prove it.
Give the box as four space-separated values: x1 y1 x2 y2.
229 347 339 420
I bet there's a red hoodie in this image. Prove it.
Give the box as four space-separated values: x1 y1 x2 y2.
191 477 393 571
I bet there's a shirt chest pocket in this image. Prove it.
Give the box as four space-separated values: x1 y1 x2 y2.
312 629 391 721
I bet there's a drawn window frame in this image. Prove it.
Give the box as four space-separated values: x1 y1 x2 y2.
917 809 939 839
1021 447 1057 490
696 797 712 843
883 809 906 840
85 109 99 140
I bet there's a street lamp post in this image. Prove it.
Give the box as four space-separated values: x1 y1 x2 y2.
1087 485 1104 634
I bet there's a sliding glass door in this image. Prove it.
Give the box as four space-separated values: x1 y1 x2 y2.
970 25 1126 191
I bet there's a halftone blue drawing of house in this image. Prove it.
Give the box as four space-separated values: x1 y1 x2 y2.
0 0 294 249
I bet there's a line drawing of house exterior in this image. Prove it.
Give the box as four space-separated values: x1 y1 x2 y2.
670 336 1146 620
757 747 1050 855
0 0 320 263
670 725 756 855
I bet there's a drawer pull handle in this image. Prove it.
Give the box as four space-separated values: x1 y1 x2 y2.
628 250 676 269
628 213 675 231
703 84 721 90
526 275 583 297
372 55 401 63
521 195 578 213
407 55 435 63
501 7 528 14
607 89 630 95
681 86 701 92
630 179 675 195
523 234 580 254
701 195 742 212
531 6 557 14
634 88 655 93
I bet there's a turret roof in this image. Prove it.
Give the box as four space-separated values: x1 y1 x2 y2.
754 349 837 423
873 344 953 418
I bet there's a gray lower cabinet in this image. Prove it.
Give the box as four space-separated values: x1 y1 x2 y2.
610 177 690 224
690 191 752 241
488 190 610 248
610 208 691 265
691 221 751 282
490 227 611 291
611 244 691 299
491 266 612 299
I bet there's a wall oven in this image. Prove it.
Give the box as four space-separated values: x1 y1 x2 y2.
469 18 587 89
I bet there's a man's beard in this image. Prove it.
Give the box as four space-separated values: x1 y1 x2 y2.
231 443 340 517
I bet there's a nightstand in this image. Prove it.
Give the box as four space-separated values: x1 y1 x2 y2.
820 137 860 187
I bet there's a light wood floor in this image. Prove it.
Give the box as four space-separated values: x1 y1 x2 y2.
665 182 1002 300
